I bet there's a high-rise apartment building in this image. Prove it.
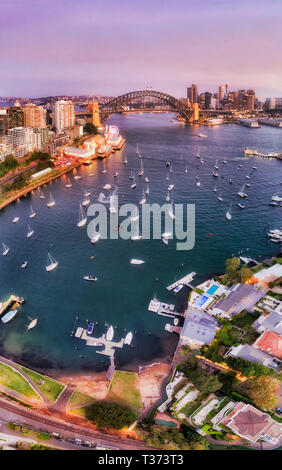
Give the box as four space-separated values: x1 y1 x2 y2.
187 83 198 106
52 100 75 133
7 126 42 158
23 103 47 128
8 104 24 129
218 86 225 104
0 110 8 136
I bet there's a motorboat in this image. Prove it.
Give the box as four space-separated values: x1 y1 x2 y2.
87 322 95 335
246 183 251 187
229 179 233 184
90 234 100 244
26 317 38 330
129 171 135 180
1 309 18 324
47 193 56 207
269 201 279 206
103 184 111 190
173 284 183 293
12 217 20 223
272 195 282 202
131 181 137 189
106 325 114 341
145 177 149 183
162 232 172 238
130 259 145 264
29 205 36 219
168 184 174 191
238 202 245 209
21 261 28 269
252 166 257 170
74 175 82 180
245 175 250 180
26 225 34 238
124 331 133 345
223 159 227 164
166 161 171 167
213 172 219 177
65 177 72 188
77 204 87 227
124 156 128 164
166 190 170 202
83 276 97 282
2 243 9 256
45 253 58 271
217 194 223 202
196 181 201 187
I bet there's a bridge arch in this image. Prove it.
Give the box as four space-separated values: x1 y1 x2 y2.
99 90 192 122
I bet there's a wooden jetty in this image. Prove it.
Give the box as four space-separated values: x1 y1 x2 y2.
166 272 196 291
75 327 124 359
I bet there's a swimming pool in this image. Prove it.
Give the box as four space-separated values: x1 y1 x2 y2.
196 295 209 307
206 284 219 295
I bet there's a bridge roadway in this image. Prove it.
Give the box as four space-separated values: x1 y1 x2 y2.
0 396 155 450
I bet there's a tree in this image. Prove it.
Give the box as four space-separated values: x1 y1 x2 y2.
84 122 98 135
85 401 137 429
237 266 252 283
225 257 240 277
239 376 279 410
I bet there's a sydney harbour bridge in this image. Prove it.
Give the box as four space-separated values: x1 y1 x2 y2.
76 89 195 123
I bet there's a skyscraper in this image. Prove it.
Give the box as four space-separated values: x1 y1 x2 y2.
52 100 75 133
23 103 47 128
218 86 225 104
187 83 198 106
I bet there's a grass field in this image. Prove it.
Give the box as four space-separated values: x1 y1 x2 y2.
19 366 64 402
0 363 39 400
107 371 142 410
68 391 95 409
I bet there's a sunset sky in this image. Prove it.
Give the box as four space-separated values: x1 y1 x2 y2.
1 0 281 98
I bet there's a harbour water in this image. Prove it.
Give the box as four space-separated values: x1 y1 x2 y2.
0 112 281 374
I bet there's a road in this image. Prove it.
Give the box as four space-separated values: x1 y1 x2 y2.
0 162 37 188
0 397 154 450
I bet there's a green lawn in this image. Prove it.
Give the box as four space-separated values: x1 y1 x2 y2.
68 391 95 409
107 371 142 410
0 363 39 400
19 366 64 402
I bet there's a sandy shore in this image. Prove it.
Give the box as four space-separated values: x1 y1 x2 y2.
56 362 170 409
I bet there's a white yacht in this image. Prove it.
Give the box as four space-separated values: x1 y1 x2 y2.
90 233 100 244
2 243 9 256
45 253 58 271
26 224 34 238
21 261 28 269
29 205 36 219
12 217 20 223
226 202 232 220
106 325 114 341
77 204 87 227
130 259 145 265
271 195 282 202
47 193 56 207
124 332 133 345
83 275 97 282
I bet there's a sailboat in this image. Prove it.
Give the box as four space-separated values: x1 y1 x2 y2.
39 188 45 199
77 204 87 227
139 189 146 205
145 183 149 195
168 184 174 191
166 189 170 202
114 171 118 178
213 186 217 192
168 201 175 219
129 171 135 180
238 202 245 209
29 205 36 219
12 217 20 223
166 171 169 181
195 148 200 158
214 160 219 170
124 155 128 164
144 177 149 183
26 224 34 238
130 259 145 265
196 180 201 187
47 193 56 207
130 209 139 222
162 236 169 245
138 158 144 176
84 190 91 198
82 194 91 207
226 202 232 220
2 243 9 256
65 177 72 188
131 175 136 189
90 233 100 244
45 252 58 271
102 161 107 174
223 158 228 164
237 184 247 198
21 261 28 269
185 163 188 173
26 316 38 330
213 171 219 177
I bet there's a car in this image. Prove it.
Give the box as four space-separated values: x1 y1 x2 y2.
276 407 282 413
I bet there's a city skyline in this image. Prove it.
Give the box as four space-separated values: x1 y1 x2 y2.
1 0 282 99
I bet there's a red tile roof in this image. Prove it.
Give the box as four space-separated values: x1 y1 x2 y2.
254 331 282 359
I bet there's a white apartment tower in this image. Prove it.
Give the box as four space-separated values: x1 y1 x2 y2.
52 100 75 133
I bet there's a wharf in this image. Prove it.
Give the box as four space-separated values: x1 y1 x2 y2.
148 299 185 318
75 327 124 358
166 272 196 291
165 324 182 334
0 295 24 317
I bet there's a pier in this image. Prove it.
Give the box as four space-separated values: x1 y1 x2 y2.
0 295 24 317
166 272 196 291
148 299 185 318
165 324 182 334
74 327 125 360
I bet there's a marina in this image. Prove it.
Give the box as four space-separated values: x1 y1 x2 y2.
166 272 196 291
